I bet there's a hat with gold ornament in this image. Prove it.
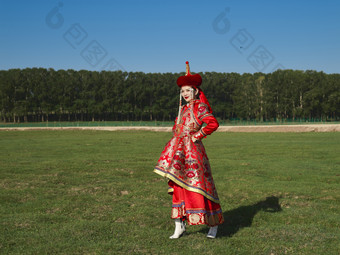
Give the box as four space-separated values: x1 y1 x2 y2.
176 61 202 87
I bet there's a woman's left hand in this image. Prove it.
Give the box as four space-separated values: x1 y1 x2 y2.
192 136 198 143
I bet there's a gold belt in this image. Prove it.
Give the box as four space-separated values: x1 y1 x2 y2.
174 124 196 137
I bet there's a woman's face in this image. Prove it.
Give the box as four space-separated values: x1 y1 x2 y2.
181 85 196 103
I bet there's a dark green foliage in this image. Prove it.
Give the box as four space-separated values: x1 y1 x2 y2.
0 68 339 123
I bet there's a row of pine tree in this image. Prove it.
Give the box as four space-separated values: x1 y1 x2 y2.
0 68 339 123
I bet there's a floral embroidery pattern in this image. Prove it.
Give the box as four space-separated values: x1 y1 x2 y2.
198 106 206 113
171 204 224 227
173 163 181 170
186 171 196 178
154 100 220 203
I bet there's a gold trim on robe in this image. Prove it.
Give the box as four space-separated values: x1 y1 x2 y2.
154 100 221 204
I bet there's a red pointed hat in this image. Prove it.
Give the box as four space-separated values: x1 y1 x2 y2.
176 61 213 112
176 61 202 87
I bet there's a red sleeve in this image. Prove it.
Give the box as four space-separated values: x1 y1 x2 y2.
192 103 219 140
202 115 219 135
193 115 219 139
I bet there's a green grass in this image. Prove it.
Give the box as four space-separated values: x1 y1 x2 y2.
0 131 339 254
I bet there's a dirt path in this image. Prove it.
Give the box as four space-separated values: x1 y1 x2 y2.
1 124 339 132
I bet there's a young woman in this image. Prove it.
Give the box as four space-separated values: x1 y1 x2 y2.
154 61 224 239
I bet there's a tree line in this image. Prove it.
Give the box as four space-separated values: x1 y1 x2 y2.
0 68 339 123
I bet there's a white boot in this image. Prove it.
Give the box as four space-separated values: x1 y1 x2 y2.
207 226 218 238
169 219 185 239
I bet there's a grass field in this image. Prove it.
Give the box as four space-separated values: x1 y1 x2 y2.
0 130 339 254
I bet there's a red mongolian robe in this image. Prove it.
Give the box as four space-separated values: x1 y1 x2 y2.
154 99 224 227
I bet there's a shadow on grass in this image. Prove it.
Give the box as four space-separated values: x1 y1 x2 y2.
210 196 282 238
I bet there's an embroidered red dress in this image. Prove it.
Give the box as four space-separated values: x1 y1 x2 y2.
154 99 224 227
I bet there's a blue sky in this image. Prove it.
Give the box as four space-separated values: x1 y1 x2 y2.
1 0 339 74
